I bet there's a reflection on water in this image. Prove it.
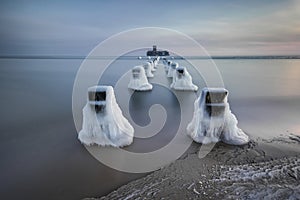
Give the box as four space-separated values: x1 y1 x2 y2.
215 59 300 98
213 59 300 138
280 60 300 96
126 84 181 153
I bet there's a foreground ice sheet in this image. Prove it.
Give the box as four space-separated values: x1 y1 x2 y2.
170 67 198 91
187 88 249 145
128 66 153 91
78 86 134 147
167 62 178 78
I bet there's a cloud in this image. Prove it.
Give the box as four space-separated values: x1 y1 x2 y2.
0 0 299 56
186 0 300 55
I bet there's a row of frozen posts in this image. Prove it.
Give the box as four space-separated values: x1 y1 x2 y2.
128 57 198 91
78 57 250 148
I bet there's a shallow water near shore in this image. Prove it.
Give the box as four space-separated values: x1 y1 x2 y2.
0 58 299 199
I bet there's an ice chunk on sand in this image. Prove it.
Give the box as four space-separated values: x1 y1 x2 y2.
170 66 198 91
128 66 153 91
78 86 134 147
187 88 249 145
167 62 178 78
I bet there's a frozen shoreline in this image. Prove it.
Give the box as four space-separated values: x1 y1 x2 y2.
86 134 300 199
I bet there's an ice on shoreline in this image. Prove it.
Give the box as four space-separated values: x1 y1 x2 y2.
78 86 134 147
97 139 300 200
212 156 300 199
187 88 249 145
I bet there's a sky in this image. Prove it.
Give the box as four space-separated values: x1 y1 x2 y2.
0 0 299 56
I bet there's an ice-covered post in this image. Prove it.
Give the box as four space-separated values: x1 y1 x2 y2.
78 86 134 147
187 88 249 145
170 66 198 91
128 66 153 91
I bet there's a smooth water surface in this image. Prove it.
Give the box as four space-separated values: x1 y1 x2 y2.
0 58 299 199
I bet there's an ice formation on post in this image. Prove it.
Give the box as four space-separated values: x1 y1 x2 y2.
167 62 178 78
164 60 172 72
170 67 198 91
143 62 154 78
187 88 249 145
148 60 156 72
128 66 153 91
153 56 160 69
78 86 134 147
163 60 169 72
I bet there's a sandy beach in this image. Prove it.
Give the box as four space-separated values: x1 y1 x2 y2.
88 134 300 199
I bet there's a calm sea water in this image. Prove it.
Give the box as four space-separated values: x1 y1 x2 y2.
0 58 299 199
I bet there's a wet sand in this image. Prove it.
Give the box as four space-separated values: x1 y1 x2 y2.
90 135 300 199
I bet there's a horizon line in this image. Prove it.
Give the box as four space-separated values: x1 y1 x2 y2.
0 55 300 60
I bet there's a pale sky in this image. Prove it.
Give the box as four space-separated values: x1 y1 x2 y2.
0 0 299 56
